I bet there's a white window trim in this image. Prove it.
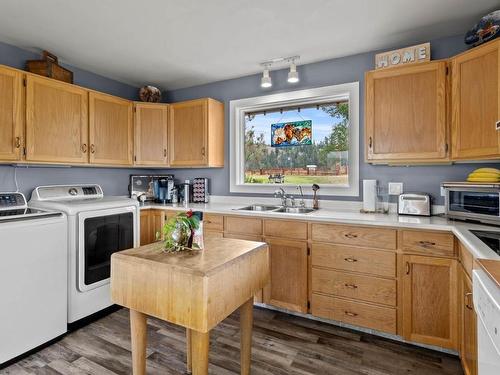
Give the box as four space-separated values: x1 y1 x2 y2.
229 82 359 196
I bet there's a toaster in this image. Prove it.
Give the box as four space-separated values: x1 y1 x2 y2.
398 193 431 216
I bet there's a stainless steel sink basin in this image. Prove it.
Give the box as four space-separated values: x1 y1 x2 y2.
236 204 282 211
235 205 315 214
275 207 315 214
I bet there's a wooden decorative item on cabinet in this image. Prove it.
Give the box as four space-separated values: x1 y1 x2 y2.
451 39 500 160
460 267 477 375
169 98 224 167
134 103 169 166
89 92 133 166
365 61 448 163
263 237 308 313
401 254 458 349
25 75 89 163
0 66 23 161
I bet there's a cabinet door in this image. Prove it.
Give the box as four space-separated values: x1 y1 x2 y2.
151 210 165 241
0 66 23 161
451 40 500 160
140 210 152 245
401 255 458 349
460 269 477 375
89 92 133 165
365 61 448 162
134 103 169 166
169 99 207 166
26 75 88 163
263 238 308 313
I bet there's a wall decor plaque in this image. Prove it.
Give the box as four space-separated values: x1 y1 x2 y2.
375 42 430 70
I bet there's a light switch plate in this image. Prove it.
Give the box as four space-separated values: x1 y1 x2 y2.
388 182 403 195
441 186 446 197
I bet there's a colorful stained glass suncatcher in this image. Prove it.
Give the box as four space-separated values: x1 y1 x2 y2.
271 120 312 147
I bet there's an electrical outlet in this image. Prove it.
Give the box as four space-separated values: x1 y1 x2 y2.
388 182 403 195
440 186 446 197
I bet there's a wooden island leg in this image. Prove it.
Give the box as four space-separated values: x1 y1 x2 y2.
186 328 192 373
240 297 254 375
191 330 210 375
130 310 148 375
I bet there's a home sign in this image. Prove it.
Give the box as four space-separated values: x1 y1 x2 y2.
375 42 430 69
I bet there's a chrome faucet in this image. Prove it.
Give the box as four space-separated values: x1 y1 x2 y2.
274 188 288 206
296 186 306 208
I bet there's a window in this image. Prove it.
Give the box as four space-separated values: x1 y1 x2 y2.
230 83 359 196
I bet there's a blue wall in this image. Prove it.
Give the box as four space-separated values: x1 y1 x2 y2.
0 40 153 198
164 34 500 203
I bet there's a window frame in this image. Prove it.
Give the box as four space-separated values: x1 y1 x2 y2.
229 82 359 196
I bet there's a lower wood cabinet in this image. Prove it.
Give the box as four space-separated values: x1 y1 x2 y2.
311 293 397 334
401 254 458 350
139 209 165 245
460 266 477 375
263 237 308 313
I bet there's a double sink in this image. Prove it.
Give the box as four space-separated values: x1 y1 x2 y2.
235 204 315 214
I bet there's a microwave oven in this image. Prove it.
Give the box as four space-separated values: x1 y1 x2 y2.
442 182 500 225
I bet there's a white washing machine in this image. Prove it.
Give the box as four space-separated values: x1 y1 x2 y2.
30 184 139 324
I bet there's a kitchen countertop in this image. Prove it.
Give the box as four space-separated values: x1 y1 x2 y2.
139 200 500 262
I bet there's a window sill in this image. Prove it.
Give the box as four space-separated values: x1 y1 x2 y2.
230 183 359 197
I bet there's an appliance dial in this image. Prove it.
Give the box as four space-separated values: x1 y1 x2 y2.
68 188 78 196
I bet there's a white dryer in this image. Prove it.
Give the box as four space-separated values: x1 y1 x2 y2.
30 184 139 324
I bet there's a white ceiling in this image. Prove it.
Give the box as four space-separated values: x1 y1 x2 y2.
0 0 497 90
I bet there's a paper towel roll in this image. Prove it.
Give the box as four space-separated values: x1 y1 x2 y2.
363 179 377 212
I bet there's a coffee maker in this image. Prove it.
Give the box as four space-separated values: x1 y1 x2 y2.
129 175 174 203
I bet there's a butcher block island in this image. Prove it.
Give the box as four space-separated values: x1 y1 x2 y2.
110 237 269 375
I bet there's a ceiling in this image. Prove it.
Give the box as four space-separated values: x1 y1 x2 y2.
0 0 497 90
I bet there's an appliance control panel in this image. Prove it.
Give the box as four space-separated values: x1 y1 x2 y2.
0 192 27 210
31 185 104 201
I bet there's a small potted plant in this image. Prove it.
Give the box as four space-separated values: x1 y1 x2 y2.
160 210 203 252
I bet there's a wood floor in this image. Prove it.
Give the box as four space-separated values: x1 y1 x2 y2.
1 307 463 375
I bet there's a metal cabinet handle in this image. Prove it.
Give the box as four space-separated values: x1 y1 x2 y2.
344 257 358 263
344 311 358 317
418 240 436 247
201 147 206 157
90 144 96 154
344 283 358 289
496 120 500 130
345 233 358 239
14 137 21 148
163 148 167 157
465 292 473 310
81 143 87 153
405 262 411 275
369 137 373 148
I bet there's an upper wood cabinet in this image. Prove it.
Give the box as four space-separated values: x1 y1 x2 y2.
89 92 133 166
263 237 308 313
134 102 169 166
169 98 224 167
0 66 23 161
365 61 448 163
401 254 458 350
451 39 500 160
25 75 89 163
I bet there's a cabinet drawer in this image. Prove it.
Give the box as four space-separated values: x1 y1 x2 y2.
224 216 262 235
459 242 474 278
401 230 455 257
311 223 396 249
311 293 396 334
311 268 396 306
204 213 223 231
264 219 307 240
311 243 396 278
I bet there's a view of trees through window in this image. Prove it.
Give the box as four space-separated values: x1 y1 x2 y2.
244 101 349 185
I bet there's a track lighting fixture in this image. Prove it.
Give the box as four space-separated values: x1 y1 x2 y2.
261 65 272 88
287 60 299 83
259 56 300 88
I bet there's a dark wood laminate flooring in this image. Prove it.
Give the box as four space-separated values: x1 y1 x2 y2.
1 307 463 375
